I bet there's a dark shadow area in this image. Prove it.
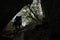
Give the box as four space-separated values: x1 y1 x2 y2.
41 0 60 40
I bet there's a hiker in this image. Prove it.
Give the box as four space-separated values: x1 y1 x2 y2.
13 16 22 31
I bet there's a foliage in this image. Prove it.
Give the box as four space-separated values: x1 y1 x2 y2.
21 0 44 25
5 0 44 29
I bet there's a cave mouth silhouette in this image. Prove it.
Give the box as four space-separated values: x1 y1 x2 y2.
0 0 33 33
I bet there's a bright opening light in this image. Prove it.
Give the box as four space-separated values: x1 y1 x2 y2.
23 9 26 12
